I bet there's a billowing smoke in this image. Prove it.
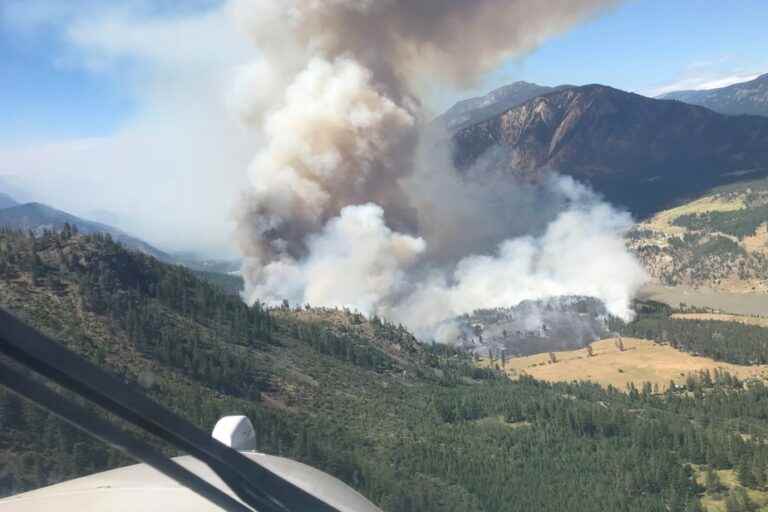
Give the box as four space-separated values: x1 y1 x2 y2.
389 180 647 339
232 0 644 340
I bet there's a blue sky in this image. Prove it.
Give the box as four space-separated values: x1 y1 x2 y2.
1 0 767 257
1 26 135 145
3 0 768 145
0 0 222 145
507 0 768 95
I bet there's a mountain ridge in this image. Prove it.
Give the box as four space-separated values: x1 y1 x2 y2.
435 81 573 131
449 83 768 217
0 202 172 262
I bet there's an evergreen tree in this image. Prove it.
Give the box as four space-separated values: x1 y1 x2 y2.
738 457 757 488
705 465 724 494
725 487 758 512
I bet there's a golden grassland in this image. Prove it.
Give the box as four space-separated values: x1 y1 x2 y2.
671 313 768 328
491 338 766 391
692 465 768 511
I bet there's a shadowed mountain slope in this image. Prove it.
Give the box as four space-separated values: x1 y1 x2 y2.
450 84 768 217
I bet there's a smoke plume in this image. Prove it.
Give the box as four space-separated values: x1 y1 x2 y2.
232 0 643 340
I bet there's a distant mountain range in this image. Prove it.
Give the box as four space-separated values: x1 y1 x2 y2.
0 202 172 262
659 73 768 117
171 252 242 274
447 83 768 217
0 199 241 275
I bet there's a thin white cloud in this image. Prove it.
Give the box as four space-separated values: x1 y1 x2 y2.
694 73 762 91
0 1 260 257
644 55 767 98
649 72 762 97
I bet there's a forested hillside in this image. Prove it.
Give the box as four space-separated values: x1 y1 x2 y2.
3 230 768 511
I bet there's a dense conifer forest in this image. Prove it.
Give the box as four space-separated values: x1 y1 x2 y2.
2 230 768 511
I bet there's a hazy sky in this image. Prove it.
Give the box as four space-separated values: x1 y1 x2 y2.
1 0 767 257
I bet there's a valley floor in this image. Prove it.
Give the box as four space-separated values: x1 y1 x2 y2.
639 284 768 317
496 337 766 391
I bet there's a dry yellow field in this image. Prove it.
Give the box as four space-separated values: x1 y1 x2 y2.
642 195 746 235
743 222 768 254
671 313 768 327
497 338 765 391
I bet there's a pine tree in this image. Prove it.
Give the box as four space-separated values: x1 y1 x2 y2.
738 457 757 488
725 487 758 512
705 465 724 494
752 459 767 489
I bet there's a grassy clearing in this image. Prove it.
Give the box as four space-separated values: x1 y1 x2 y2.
692 465 768 511
671 313 768 328
495 338 765 391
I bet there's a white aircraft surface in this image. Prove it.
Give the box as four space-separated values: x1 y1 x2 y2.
0 417 382 512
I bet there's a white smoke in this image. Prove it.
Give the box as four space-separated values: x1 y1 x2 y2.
248 203 426 314
390 183 647 338
232 0 643 340
236 56 416 266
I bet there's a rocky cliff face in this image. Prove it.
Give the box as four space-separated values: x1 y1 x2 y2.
450 85 768 217
660 73 768 117
434 81 569 130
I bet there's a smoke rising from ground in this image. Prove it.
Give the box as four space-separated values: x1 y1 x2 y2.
390 182 647 338
232 0 642 340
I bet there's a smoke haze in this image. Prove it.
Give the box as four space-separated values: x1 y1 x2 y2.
0 2 256 257
230 0 642 339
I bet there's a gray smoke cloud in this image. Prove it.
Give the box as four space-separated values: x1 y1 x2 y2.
231 0 644 340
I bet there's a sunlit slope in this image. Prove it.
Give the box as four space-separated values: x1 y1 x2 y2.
628 177 768 294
